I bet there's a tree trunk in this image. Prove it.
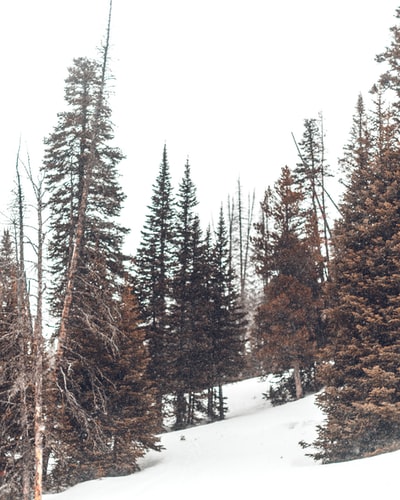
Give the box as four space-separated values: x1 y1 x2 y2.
207 387 214 420
218 384 225 420
293 362 303 400
175 391 187 429
16 152 33 500
32 174 45 500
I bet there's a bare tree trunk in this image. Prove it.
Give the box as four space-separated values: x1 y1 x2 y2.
243 189 255 295
25 162 45 500
174 391 187 429
218 384 225 420
293 362 303 400
227 194 235 270
15 152 33 500
319 113 330 278
207 387 214 420
237 179 244 294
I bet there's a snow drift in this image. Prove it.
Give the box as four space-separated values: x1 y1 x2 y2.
44 377 399 499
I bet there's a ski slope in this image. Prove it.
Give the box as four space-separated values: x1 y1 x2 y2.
45 377 399 499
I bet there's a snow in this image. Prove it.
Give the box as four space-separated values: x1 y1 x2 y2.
44 377 399 499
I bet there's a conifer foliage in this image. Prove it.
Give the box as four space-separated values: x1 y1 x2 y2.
313 120 400 461
171 159 208 428
253 167 321 401
135 145 176 417
313 10 400 461
135 154 247 427
42 55 158 488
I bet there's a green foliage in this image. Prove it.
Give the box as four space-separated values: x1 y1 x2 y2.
135 145 177 407
135 160 247 428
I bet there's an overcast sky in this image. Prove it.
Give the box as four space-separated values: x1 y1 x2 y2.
1 0 399 250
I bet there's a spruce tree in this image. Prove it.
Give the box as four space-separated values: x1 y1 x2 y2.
42 56 157 488
171 159 206 428
339 94 372 187
377 7 400 121
135 145 176 423
313 121 400 461
294 117 331 280
253 167 321 401
206 208 246 419
313 10 400 462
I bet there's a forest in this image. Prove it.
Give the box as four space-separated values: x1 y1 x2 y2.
2 2 400 499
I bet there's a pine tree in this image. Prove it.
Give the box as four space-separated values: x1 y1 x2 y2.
312 11 400 462
52 280 160 480
206 208 246 420
170 159 205 428
42 55 157 488
253 167 320 401
339 94 372 187
377 7 400 121
294 117 331 280
313 126 400 461
134 145 176 423
107 281 160 472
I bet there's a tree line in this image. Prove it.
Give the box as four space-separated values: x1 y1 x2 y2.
3 3 400 498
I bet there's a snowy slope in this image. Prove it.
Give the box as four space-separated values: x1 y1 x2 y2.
44 378 399 500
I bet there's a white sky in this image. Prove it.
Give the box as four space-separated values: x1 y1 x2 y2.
1 0 399 250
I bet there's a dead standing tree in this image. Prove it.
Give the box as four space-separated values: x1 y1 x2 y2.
24 157 46 500
15 149 34 500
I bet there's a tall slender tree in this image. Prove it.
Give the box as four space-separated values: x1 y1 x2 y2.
294 117 331 280
170 159 204 428
42 51 158 488
135 145 176 424
206 208 246 419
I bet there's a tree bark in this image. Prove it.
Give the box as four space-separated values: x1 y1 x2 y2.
30 170 45 500
293 361 303 400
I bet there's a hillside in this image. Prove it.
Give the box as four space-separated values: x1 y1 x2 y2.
44 377 399 499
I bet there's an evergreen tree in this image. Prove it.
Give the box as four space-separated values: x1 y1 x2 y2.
206 208 246 420
252 186 274 288
377 7 400 121
294 117 331 280
339 94 372 187
313 124 400 461
171 159 206 428
108 282 160 471
313 10 400 462
42 56 157 488
50 280 160 481
253 167 321 401
135 145 176 422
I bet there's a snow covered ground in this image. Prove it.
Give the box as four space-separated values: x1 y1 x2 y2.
45 377 399 499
